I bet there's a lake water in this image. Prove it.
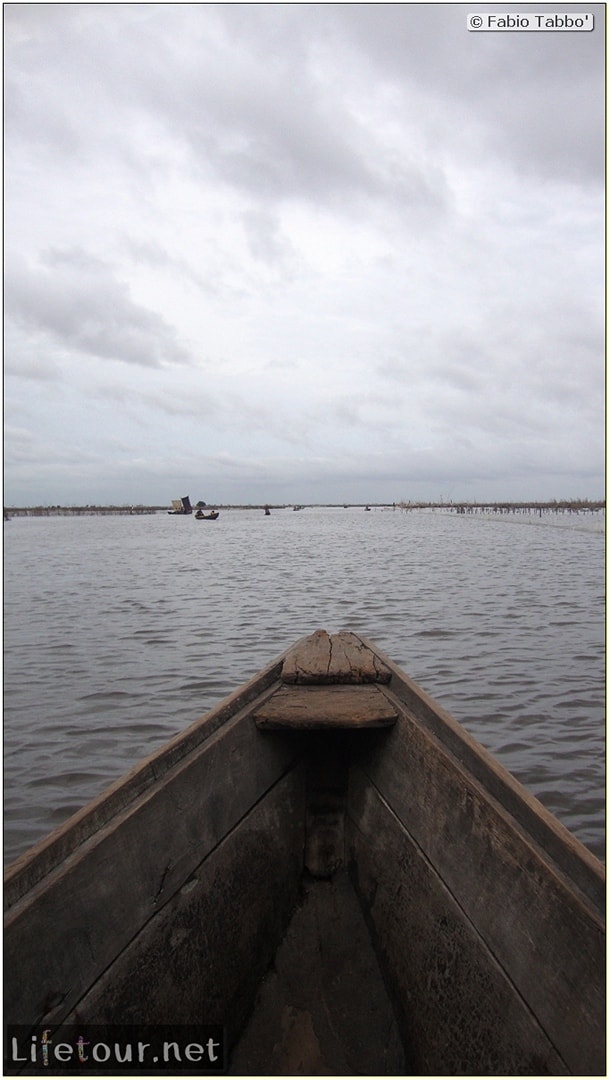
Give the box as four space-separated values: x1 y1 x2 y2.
4 506 605 864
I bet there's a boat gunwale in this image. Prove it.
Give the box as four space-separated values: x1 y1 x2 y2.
5 631 604 916
355 695 605 941
354 634 605 912
3 649 288 909
345 773 595 1075
3 630 605 1075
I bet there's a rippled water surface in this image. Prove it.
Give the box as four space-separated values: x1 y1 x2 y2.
4 507 605 863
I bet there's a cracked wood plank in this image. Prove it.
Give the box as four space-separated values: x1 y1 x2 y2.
281 631 391 686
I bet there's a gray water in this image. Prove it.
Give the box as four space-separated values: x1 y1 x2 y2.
4 506 605 864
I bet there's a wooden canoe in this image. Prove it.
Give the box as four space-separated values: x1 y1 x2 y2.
4 631 605 1075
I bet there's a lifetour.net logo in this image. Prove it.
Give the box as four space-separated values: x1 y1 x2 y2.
5 1026 226 1075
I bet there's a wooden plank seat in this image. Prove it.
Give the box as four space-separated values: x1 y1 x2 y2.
254 684 398 730
255 631 398 730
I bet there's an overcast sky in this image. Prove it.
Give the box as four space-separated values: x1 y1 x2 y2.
4 3 605 506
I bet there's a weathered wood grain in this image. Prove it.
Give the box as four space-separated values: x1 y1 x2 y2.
281 630 391 685
352 710 605 1075
254 685 398 729
5 700 299 1029
353 634 605 912
347 772 569 1075
229 871 406 1075
63 768 305 1047
4 653 285 909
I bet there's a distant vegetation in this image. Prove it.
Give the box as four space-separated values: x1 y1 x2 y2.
397 498 605 514
4 498 605 517
4 505 166 516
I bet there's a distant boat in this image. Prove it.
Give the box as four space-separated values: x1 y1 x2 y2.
195 509 219 520
168 496 193 515
364 505 371 511
264 506 271 516
293 505 304 511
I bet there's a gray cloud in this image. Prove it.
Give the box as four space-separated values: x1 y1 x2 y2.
3 3 605 506
330 3 605 183
240 209 296 267
6 249 191 370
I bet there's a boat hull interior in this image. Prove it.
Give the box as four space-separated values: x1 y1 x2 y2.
4 632 605 1076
